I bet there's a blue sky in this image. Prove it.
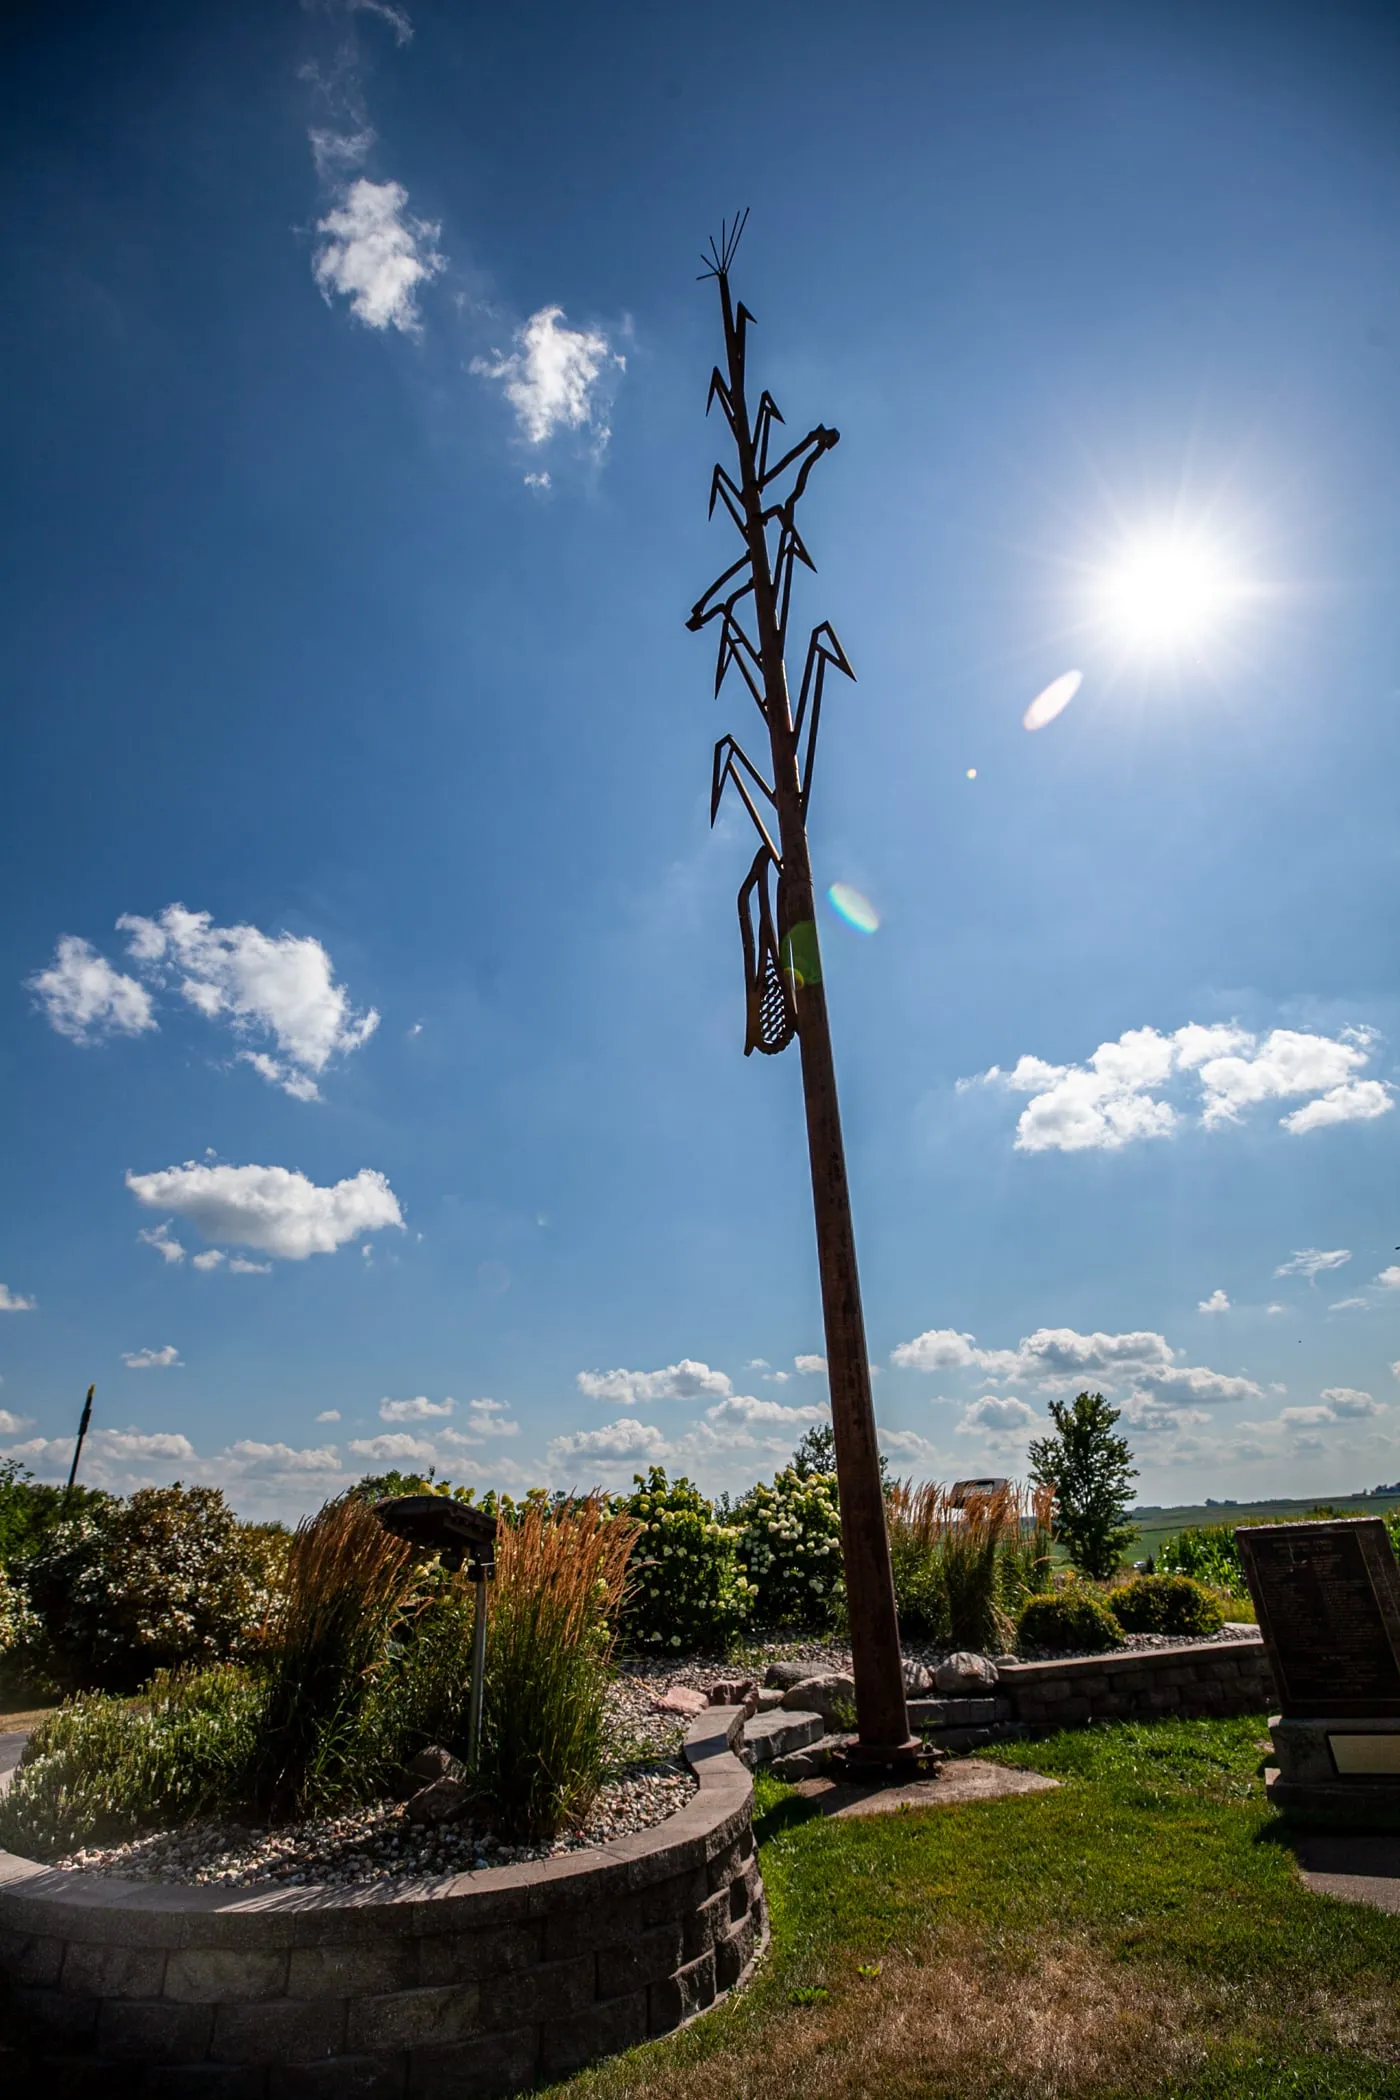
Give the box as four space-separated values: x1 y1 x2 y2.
4 0 1400 1519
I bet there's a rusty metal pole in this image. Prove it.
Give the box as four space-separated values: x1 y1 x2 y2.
688 220 915 1758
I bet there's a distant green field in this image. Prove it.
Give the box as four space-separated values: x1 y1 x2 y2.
1129 1491 1400 1563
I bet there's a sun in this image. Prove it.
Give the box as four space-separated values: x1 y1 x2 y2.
1095 532 1239 652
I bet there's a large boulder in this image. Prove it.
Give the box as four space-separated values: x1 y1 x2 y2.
903 1661 934 1696
780 1672 856 1725
405 1776 472 1825
934 1651 999 1692
765 1659 823 1691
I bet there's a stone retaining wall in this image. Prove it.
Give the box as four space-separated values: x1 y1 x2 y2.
998 1634 1275 1732
0 1707 764 2095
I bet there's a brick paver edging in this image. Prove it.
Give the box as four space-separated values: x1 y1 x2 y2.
0 1705 765 2095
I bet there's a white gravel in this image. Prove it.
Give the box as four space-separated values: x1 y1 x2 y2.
58 1756 695 1889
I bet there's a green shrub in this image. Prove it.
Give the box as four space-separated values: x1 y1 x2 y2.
734 1468 844 1629
475 1494 636 1840
1157 1522 1247 1595
615 1470 754 1653
1107 1573 1223 1637
0 1458 110 1568
250 1494 419 1821
1017 1588 1125 1655
21 1484 280 1692
0 1666 264 1861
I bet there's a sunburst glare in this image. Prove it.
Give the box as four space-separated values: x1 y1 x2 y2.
1094 531 1243 653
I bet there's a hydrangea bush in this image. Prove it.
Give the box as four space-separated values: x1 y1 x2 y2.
615 1468 754 1652
734 1467 845 1629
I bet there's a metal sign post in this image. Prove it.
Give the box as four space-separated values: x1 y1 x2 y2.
687 216 915 1760
373 1495 498 1769
63 1384 95 1512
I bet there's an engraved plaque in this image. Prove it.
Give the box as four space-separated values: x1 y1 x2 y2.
1237 1519 1400 1719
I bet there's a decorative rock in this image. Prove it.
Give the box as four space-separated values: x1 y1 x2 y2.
903 1662 934 1696
405 1776 472 1825
764 1660 820 1691
409 1744 463 1783
934 1652 999 1693
756 1688 785 1713
780 1673 855 1725
653 1686 709 1718
993 1654 1019 1669
770 1734 852 1781
707 1679 759 1717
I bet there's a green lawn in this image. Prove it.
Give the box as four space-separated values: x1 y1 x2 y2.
551 1717 1400 2100
1130 1493 1400 1565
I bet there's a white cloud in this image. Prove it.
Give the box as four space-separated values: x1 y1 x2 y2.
890 1320 1260 1412
379 1395 453 1421
1276 1249 1351 1279
969 1023 1390 1152
472 306 623 447
126 1161 403 1261
1319 1387 1381 1419
878 1427 946 1469
1267 1303 1286 1314
0 1410 33 1436
1330 1297 1369 1312
140 1224 186 1265
229 1257 272 1275
463 1397 519 1438
1198 1289 1230 1314
523 471 551 490
1282 1081 1393 1134
0 1285 34 1312
548 1418 670 1466
316 1409 341 1423
217 1440 344 1480
1377 1268 1400 1290
576 1359 732 1406
122 1345 182 1370
794 1354 827 1374
348 1432 438 1464
192 1250 224 1272
890 1329 1021 1376
28 935 156 1044
117 904 378 1101
703 1394 826 1428
312 177 444 334
958 1395 1037 1438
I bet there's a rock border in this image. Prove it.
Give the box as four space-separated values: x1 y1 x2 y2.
0 1706 765 2095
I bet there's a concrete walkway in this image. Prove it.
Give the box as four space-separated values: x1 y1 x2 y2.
1291 1830 1400 1915
795 1757 1059 1819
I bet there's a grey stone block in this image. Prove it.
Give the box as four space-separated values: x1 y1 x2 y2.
730 1859 761 1922
211 1998 347 2066
7 1983 100 2045
595 1920 684 2001
418 1924 542 1985
347 1985 480 2054
64 1941 168 2000
539 1989 649 2077
408 2027 538 2098
97 1997 214 2064
0 1930 65 1986
714 1906 759 1994
649 1946 715 2035
287 1942 419 1998
479 1953 594 2031
268 2058 407 2100
682 1885 731 1962
741 1709 823 1765
144 2066 267 2099
166 1949 289 2004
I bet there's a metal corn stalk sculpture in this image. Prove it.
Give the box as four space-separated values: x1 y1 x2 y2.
687 215 914 1758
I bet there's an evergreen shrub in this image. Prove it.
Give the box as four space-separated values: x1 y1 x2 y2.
1017 1588 1124 1654
1107 1572 1223 1637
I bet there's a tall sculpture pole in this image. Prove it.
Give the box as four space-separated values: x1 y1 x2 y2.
688 216 914 1757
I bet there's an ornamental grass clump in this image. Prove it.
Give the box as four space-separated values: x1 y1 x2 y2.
734 1467 844 1629
475 1494 637 1841
0 1665 264 1862
616 1469 753 1652
886 1481 1044 1650
250 1493 419 1822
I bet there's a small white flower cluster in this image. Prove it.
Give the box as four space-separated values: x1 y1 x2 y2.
734 1469 844 1629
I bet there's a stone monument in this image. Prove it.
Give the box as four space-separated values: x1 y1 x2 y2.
1237 1516 1400 1817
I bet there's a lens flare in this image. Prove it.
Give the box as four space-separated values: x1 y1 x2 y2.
827 883 880 935
1024 668 1081 731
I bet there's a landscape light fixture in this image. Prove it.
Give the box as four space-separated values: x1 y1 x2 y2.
687 214 916 1761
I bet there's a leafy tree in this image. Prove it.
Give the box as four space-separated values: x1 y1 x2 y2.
790 1425 836 1478
1027 1391 1138 1580
0 1458 109 1569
